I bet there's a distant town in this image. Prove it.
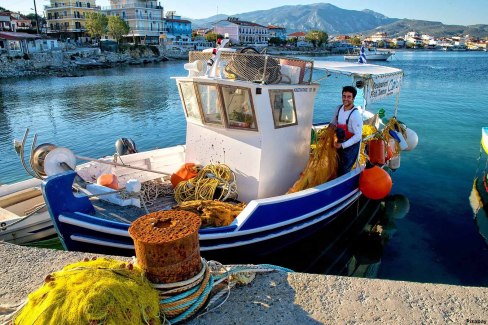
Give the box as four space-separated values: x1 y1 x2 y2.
1 0 487 58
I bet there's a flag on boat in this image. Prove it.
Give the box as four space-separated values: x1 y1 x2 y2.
358 46 367 64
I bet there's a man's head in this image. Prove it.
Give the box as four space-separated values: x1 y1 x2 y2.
342 86 357 109
342 86 357 98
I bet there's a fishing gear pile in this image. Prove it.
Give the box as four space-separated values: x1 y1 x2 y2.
13 258 161 325
288 126 338 193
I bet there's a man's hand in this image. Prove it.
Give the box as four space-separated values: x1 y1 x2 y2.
333 141 342 149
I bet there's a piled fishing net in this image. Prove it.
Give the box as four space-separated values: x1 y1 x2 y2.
174 164 237 204
174 200 246 227
288 126 338 193
14 258 160 325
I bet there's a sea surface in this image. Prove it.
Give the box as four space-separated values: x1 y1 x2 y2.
1 50 488 287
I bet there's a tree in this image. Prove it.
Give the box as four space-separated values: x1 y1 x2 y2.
268 37 283 46
305 30 328 48
205 32 223 43
0 6 7 11
85 12 108 41
350 36 362 46
107 16 130 43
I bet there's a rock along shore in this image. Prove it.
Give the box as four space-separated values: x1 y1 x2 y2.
0 46 168 79
1 242 487 324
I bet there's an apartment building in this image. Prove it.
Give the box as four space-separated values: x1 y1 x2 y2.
45 0 100 39
103 0 164 44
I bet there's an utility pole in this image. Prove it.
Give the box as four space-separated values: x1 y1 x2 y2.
33 0 41 34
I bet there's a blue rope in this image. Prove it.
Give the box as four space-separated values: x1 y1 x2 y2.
159 262 293 323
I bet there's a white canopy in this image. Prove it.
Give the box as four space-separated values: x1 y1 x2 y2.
313 61 403 78
313 61 404 103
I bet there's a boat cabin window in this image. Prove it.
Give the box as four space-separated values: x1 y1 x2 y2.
179 82 201 122
269 90 297 128
221 85 257 130
196 83 224 125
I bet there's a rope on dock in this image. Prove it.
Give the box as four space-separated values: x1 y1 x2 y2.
150 258 293 324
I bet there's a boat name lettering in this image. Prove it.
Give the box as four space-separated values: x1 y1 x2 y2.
294 88 309 92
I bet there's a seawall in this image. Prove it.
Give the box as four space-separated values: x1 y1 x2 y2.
1 242 487 324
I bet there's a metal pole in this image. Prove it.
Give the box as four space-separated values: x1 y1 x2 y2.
33 0 41 34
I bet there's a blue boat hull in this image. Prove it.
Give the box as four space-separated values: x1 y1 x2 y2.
42 170 361 257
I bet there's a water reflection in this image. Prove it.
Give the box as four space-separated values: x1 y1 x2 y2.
235 194 410 278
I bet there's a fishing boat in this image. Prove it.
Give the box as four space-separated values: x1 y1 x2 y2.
469 127 488 245
0 178 56 244
39 42 411 257
344 47 394 61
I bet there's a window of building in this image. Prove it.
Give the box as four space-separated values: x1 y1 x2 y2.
221 85 256 130
269 90 297 128
195 83 224 125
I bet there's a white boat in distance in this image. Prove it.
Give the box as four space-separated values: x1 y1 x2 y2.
344 47 394 61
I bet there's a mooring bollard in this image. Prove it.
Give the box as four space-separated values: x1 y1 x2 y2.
128 210 202 283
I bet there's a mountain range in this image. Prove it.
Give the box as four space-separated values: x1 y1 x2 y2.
188 3 488 38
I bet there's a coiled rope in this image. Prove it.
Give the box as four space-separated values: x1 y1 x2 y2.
150 258 293 324
174 164 238 204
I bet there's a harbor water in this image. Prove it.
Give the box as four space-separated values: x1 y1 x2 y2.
1 51 487 286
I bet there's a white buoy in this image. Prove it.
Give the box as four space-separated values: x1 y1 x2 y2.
404 128 419 151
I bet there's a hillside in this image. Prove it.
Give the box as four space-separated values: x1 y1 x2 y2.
363 19 488 38
188 3 488 38
189 3 397 34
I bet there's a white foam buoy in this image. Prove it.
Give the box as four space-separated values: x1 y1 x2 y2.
404 128 419 151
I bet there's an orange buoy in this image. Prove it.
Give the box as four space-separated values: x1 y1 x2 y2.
359 166 392 200
368 139 386 165
170 163 198 188
96 173 119 190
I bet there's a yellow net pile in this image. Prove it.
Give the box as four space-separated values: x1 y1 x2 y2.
287 126 338 193
174 164 237 204
14 258 160 325
174 200 246 227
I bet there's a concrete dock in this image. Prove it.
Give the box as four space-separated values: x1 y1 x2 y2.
1 242 487 324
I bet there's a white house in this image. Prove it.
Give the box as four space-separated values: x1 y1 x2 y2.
214 17 268 46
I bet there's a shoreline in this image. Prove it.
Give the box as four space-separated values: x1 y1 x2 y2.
1 242 487 324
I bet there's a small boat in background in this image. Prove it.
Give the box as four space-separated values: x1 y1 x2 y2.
469 127 488 246
344 47 394 61
0 178 56 244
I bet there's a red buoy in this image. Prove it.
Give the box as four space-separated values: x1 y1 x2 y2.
359 166 392 200
368 139 386 165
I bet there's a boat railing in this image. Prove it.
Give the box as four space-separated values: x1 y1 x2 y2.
188 51 314 85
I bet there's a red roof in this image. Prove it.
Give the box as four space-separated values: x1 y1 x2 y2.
0 31 41 40
288 32 306 37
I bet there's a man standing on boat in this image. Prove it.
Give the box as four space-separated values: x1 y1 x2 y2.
331 86 363 176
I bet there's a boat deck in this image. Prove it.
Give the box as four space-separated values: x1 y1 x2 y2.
91 193 177 224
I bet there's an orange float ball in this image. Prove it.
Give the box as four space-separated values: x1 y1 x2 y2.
359 166 392 200
97 173 119 190
170 163 198 188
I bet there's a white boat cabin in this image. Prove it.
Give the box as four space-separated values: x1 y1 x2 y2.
175 51 317 202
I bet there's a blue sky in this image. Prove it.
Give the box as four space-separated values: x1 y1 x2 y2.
2 0 486 26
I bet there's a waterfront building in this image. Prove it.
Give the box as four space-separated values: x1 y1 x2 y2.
0 31 58 55
391 37 406 48
163 12 191 41
9 12 33 32
0 13 13 32
267 25 287 41
214 17 268 47
286 31 311 47
102 0 164 44
45 0 101 40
